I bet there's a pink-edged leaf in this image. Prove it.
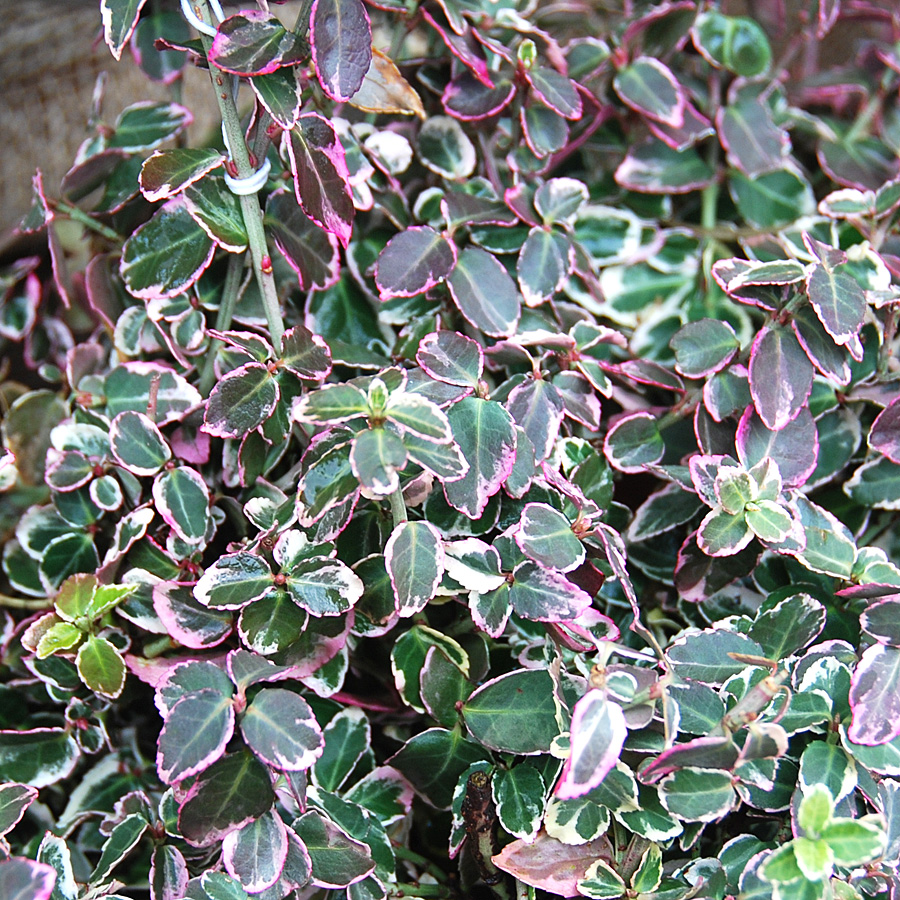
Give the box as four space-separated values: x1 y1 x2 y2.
210 11 305 76
492 830 614 898
647 99 714 151
203 363 278 439
526 67 582 120
749 326 813 430
223 810 288 893
374 226 457 299
442 71 516 121
671 318 739 378
861 597 900 647
101 0 148 60
792 304 852 385
152 466 211 544
139 148 224 202
521 103 569 158
615 139 714 194
506 377 565 462
385 521 445 618
848 643 900 745
614 56 684 126
444 398 517 518
241 689 324 771
311 0 372 101
266 189 341 291
280 325 331 380
817 136 900 192
0 858 57 900
717 92 789 177
556 690 627 800
120 198 215 300
736 406 818 488
604 411 664 474
640 735 739 784
416 331 483 387
516 503 584 573
422 8 492 87
870 398 900 464
286 114 354 247
517 227 573 307
447 246 520 338
157 689 235 784
153 582 232 649
151 845 189 900
803 258 867 348
509 563 592 622
0 784 38 838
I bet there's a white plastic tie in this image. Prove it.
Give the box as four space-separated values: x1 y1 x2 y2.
180 0 218 37
224 157 272 195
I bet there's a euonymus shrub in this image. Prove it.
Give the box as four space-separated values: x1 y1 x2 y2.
1 1 900 899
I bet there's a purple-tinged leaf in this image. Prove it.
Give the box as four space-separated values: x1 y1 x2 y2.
516 504 584 573
0 784 38 838
641 736 739 785
792 304 852 385
615 359 685 392
417 116 477 178
194 552 274 610
749 326 813 430
223 810 288 893
553 371 601 429
286 114 354 247
527 67 582 120
506 377 565 462
210 12 305 76
615 140 714 194
870 398 900 464
348 47 425 118
604 411 664 474
717 92 789 177
251 67 303 128
203 363 278 439
556 690 627 800
803 234 867 345
293 809 375 888
510 562 592 622
647 100 714 151
849 643 900 745
140 148 224 202
311 0 372 101
120 199 215 299
417 331 483 388
157 689 235 784
374 226 456 299
152 466 211 544
861 597 900 647
447 246 520 338
736 407 818 488
281 325 332 380
385 521 445 618
403 431 469 483
517 227 573 307
818 136 900 192
421 8 492 87
521 103 569 158
151 844 189 900
153 582 232 649
492 831 614 898
267 190 340 291
671 318 739 378
442 72 516 121
101 0 148 60
241 689 324 771
614 56 683 126
0 858 57 900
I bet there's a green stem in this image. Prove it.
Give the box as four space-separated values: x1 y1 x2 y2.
199 252 245 395
391 844 448 884
194 0 284 352
0 593 53 610
52 201 120 242
515 880 535 900
389 485 408 527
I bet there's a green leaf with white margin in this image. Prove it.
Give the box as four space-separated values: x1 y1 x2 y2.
240 688 324 772
463 668 561 755
417 115 476 179
185 176 249 252
667 629 766 684
545 793 610 845
845 456 900 511
792 837 833 882
37 832 77 900
515 502 585 573
140 148 224 202
202 871 251 900
633 843 664 894
820 818 886 866
0 783 37 841
385 521 445 618
223 809 288 893
292 809 375 888
204 363 279 439
447 246 520 338
386 393 452 443
0 729 80 788
604 411 664 474
76 636 126 699
121 199 214 299
152 466 210 544
350 427 407 495
314 707 371 792
659 767 737 821
294 382 369 425
156 690 235 784
109 411 171 475
104 363 202 424
194 552 275 610
579 860 627 899
793 494 856 577
101 0 148 60
391 625 468 713
745 500 794 544
108 101 192 152
798 784 834 835
493 764 545 841
91 812 149 884
799 743 856 805
697 506 753 556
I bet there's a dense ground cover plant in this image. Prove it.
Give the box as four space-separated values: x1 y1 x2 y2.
3 0 900 898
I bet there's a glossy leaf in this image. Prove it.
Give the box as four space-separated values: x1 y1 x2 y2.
311 0 372 101
152 466 210 544
139 148 223 202
76 636 126 699
293 809 375 888
109 410 171 475
614 57 684 126
749 326 813 431
375 226 457 299
210 12 305 76
447 246 520 337
223 810 288 893
385 521 445 617
157 689 235 784
241 688 324 771
848 643 900 745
